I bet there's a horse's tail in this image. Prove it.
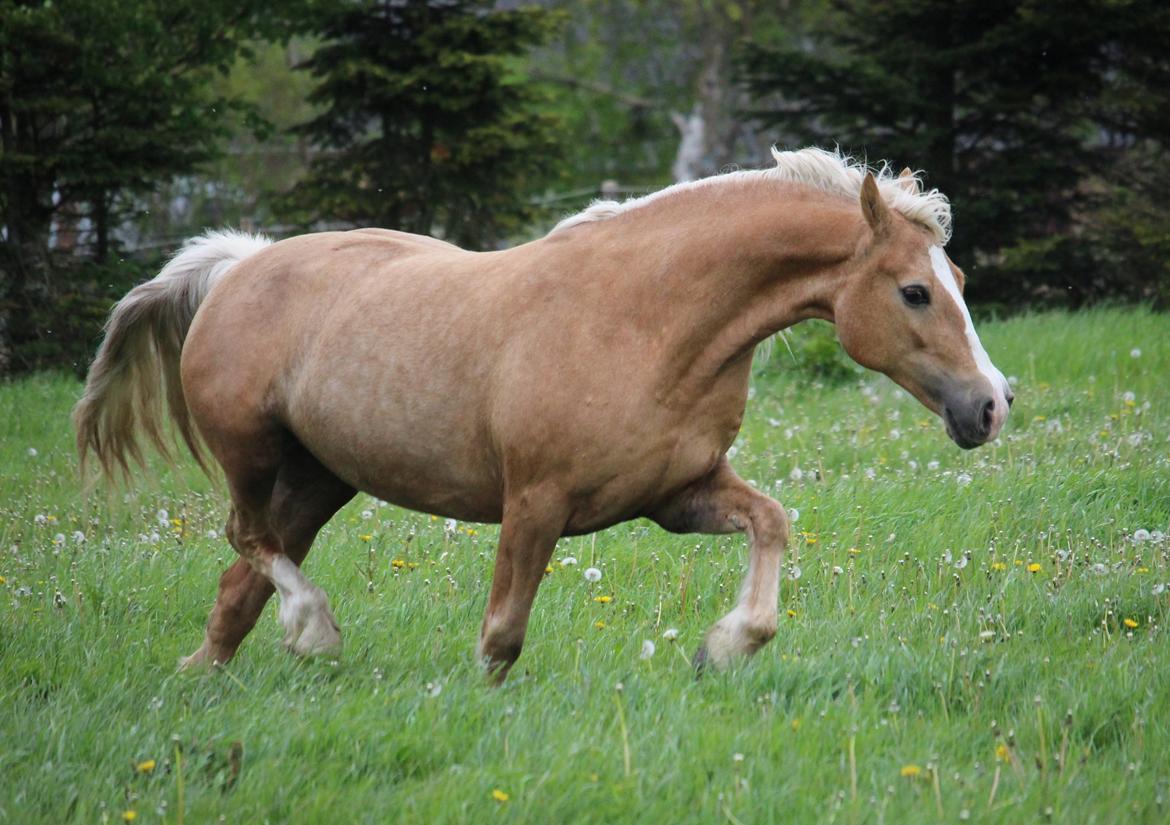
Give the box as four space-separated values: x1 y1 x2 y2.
73 229 272 483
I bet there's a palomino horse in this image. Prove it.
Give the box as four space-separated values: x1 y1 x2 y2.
75 148 1012 680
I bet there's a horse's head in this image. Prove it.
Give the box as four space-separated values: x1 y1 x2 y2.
834 172 1012 449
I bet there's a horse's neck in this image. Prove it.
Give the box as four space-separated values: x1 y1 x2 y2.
574 184 863 402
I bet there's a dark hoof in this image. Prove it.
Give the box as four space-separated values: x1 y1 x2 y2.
692 645 709 677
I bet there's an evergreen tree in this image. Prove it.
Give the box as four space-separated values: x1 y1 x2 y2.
284 0 564 248
0 0 290 372
739 0 1170 305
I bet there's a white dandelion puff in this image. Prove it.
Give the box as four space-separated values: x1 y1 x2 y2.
640 640 656 660
1130 348 1142 359
584 567 602 583
787 508 800 524
560 556 578 566
1133 529 1151 543
789 467 803 482
662 628 680 641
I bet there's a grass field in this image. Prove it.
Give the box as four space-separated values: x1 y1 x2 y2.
2 307 1168 824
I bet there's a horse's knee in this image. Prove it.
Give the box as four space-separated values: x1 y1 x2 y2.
752 497 789 547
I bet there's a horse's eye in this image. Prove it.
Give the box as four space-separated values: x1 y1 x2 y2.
901 285 930 307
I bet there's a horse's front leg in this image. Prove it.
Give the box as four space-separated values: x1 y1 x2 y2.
477 487 568 684
649 456 790 671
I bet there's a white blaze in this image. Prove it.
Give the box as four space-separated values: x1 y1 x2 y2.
929 246 1008 402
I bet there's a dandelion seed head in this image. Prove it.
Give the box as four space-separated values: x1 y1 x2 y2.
584 567 602 582
640 639 656 659
662 627 680 641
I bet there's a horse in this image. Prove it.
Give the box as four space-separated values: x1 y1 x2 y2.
74 148 1013 681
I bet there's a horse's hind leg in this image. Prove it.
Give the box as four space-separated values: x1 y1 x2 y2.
649 456 789 671
181 440 354 668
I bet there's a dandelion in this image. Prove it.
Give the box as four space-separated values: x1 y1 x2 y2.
27 447 38 457
491 789 509 802
956 472 973 486
1123 391 1136 405
360 509 373 520
560 556 578 566
544 565 553 574
426 681 442 698
927 460 940 471
831 565 843 576
391 559 406 569
53 533 66 547
640 639 656 660
136 759 156 774
1131 348 1142 358
1133 529 1151 543
34 513 47 525
584 567 602 582
444 518 458 532
0 576 5 585
593 595 613 603
1153 584 1166 596
1027 563 1041 573
72 531 86 544
790 718 801 731
662 628 679 641
787 565 802 581
594 621 606 630
788 508 800 523
979 630 997 642
123 812 138 823
359 534 373 542
847 547 861 556
156 509 169 527
786 609 797 618
995 744 1011 763
789 467 803 482
900 764 923 778
732 752 745 763
1123 618 1139 629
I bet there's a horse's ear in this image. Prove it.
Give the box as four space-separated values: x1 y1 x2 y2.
898 167 918 194
860 173 891 235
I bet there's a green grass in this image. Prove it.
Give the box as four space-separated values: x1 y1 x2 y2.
2 307 1168 824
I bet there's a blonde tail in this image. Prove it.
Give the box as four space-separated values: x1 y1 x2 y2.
73 230 272 483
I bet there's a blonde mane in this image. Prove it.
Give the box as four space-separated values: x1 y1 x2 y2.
551 147 952 244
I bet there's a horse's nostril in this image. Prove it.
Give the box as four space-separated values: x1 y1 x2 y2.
980 398 995 433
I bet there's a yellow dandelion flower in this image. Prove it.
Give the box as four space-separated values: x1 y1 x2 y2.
790 718 801 731
1014 559 1024 566
900 764 922 778
1032 415 1047 423
544 565 553 574
407 562 419 569
391 559 406 569
593 595 613 603
135 759 156 774
359 534 373 542
786 609 797 618
848 547 861 556
995 744 1011 763
491 789 509 802
991 562 1007 571
1124 618 1139 629
594 621 606 630
1027 563 1041 573
0 576 6 585
1137 567 1150 574
122 812 138 823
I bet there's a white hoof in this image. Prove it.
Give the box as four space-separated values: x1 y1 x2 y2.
279 587 342 657
696 609 776 671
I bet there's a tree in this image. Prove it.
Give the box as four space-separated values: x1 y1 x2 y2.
283 0 565 248
0 0 290 373
739 0 1170 305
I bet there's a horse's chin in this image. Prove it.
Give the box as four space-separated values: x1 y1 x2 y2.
943 407 983 450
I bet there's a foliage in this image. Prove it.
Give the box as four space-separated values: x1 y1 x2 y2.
3 308 1169 822
0 0 297 373
758 319 860 385
282 0 566 248
739 0 1170 306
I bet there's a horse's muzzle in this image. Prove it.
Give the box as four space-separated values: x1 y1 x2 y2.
942 383 1012 449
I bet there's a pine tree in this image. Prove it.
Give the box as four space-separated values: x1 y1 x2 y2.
284 0 564 248
740 0 1170 305
0 0 290 372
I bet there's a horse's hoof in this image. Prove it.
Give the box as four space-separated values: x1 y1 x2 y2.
282 607 342 657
